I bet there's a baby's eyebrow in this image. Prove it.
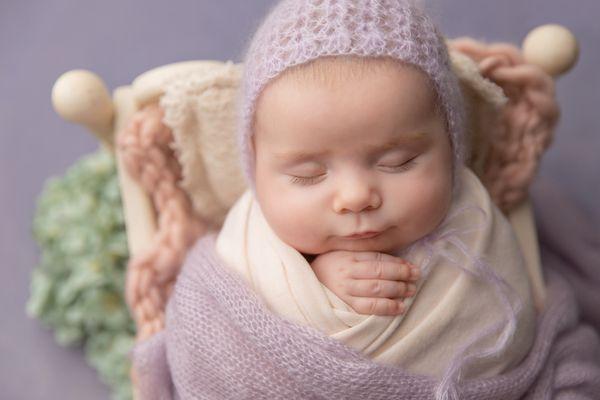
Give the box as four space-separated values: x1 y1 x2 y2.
363 133 427 152
273 149 328 162
273 132 427 162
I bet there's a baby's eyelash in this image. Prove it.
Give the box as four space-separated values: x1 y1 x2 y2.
289 174 324 185
379 157 418 172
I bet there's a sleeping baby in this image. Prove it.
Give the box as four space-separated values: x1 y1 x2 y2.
215 0 536 388
145 0 538 398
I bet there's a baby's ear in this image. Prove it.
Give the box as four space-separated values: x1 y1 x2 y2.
250 131 258 155
250 116 266 156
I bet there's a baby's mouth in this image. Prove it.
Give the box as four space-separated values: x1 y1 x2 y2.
343 231 383 240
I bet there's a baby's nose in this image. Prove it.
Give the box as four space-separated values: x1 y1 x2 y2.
333 182 381 214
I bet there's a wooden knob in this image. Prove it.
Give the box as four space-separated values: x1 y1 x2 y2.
522 24 579 77
51 69 115 147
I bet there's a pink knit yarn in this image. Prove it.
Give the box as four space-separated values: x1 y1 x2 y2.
117 104 207 341
237 0 465 192
449 38 559 213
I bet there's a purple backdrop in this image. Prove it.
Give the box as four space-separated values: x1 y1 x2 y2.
1 0 598 398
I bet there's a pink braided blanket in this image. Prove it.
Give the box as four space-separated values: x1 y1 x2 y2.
131 190 600 400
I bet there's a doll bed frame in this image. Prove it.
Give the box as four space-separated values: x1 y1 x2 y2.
51 24 578 399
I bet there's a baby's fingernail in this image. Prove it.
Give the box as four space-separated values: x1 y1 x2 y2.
396 301 405 314
406 283 416 297
409 267 420 280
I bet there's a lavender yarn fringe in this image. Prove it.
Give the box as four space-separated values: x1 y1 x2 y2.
405 205 523 400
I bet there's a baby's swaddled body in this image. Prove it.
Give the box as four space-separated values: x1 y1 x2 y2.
215 166 536 380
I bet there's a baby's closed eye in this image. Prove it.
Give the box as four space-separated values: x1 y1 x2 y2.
377 154 419 172
289 174 326 185
284 162 327 185
285 153 422 186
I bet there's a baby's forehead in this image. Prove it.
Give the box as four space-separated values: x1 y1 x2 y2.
255 57 441 132
257 56 439 118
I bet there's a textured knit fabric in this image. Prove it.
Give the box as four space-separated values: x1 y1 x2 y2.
237 0 465 194
130 233 600 400
159 61 246 228
213 166 535 380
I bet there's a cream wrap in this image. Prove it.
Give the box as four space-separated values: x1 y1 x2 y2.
215 167 536 379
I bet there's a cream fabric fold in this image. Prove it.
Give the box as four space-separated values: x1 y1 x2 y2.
215 167 536 379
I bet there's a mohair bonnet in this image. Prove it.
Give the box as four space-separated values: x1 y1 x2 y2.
237 0 465 192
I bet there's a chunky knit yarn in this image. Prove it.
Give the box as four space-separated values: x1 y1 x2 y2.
238 0 465 191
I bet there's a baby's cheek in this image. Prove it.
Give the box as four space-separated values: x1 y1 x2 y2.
418 176 452 230
261 189 326 253
401 172 452 238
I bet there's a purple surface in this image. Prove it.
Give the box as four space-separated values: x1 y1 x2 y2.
1 0 598 398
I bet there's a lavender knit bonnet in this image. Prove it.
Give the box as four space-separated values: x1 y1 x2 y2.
238 0 465 191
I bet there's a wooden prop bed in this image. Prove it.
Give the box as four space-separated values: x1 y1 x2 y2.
50 24 579 398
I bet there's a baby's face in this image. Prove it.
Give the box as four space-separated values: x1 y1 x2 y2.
253 61 453 255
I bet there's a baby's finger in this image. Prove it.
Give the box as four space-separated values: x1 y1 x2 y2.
353 251 402 263
347 279 416 298
351 253 419 281
348 297 406 316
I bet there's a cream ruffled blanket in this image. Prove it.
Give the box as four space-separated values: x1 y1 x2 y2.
215 166 536 379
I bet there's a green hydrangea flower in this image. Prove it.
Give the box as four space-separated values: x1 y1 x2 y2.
27 148 136 400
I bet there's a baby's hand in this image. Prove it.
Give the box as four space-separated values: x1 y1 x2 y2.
310 250 420 316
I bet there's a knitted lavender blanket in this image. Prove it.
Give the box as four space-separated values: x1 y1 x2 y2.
132 181 600 399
